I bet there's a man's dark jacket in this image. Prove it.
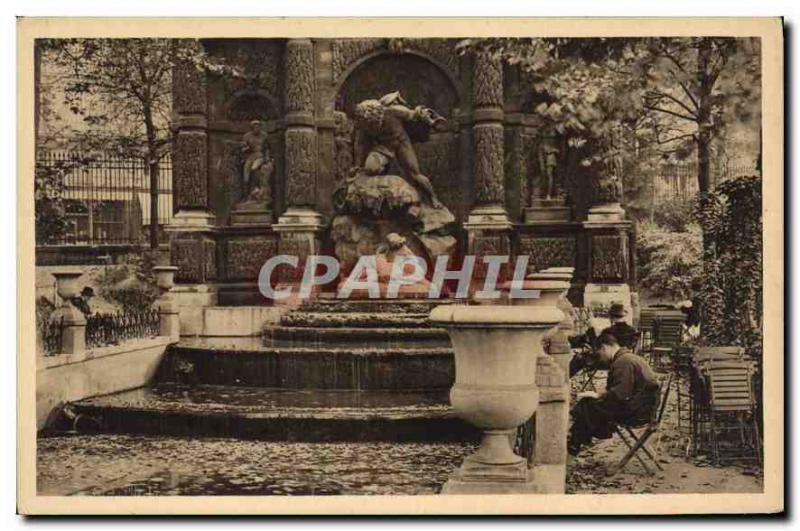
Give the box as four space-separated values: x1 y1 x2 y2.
604 347 660 424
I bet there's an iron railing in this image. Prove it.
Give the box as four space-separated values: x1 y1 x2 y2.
36 151 173 245
86 309 160 348
40 316 64 356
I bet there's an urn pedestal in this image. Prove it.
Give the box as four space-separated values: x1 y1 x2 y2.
50 271 87 355
154 266 180 342
430 305 562 494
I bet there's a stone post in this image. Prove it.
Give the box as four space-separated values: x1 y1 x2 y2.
154 266 180 342
274 39 324 303
168 40 218 335
51 271 86 355
584 193 634 323
466 53 512 286
531 269 576 381
430 305 562 494
500 277 571 493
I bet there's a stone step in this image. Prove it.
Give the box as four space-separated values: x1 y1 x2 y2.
67 385 478 443
157 342 454 390
279 312 432 329
262 325 451 346
299 299 453 314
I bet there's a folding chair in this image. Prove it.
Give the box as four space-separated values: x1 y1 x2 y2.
637 308 657 357
607 372 673 476
650 313 685 372
703 359 762 466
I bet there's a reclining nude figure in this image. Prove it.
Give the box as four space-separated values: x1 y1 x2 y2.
352 91 448 208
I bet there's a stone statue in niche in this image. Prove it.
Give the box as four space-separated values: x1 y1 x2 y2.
352 91 447 208
231 120 274 225
537 136 561 200
331 92 457 284
524 135 572 224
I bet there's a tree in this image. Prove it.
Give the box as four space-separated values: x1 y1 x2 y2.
642 37 761 196
41 39 240 249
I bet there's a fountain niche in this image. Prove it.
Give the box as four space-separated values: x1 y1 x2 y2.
67 39 640 495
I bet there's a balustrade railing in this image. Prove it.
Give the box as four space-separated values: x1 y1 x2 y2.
85 309 160 348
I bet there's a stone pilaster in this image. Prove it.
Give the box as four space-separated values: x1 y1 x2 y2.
170 40 214 229
275 39 324 303
583 210 635 323
168 43 218 331
466 53 512 285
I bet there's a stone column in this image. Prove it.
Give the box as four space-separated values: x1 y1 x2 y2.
51 271 86 355
170 40 214 232
167 41 217 334
466 53 512 284
274 39 324 302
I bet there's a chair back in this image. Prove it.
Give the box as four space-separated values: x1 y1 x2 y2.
650 372 674 426
653 314 685 348
694 346 748 364
638 308 657 332
702 359 755 412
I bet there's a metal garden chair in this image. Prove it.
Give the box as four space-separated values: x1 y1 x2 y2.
607 372 673 476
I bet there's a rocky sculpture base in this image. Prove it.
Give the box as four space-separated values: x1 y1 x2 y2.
331 173 457 279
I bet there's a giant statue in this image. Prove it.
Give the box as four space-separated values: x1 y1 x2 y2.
331 92 457 283
351 91 447 208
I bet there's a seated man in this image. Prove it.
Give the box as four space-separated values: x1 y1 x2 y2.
567 332 660 456
568 302 638 378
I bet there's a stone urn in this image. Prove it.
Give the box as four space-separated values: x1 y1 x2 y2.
52 270 84 307
50 270 87 354
153 265 178 293
430 304 562 493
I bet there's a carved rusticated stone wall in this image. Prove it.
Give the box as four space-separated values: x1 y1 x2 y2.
203 39 282 119
173 44 207 116
591 234 628 282
473 53 503 108
471 53 505 209
335 53 459 119
173 131 208 210
331 38 460 88
277 237 314 283
471 233 511 281
285 129 317 206
518 236 577 273
474 126 505 204
226 238 278 280
286 40 314 113
331 39 385 81
284 39 318 210
172 235 217 283
415 137 461 215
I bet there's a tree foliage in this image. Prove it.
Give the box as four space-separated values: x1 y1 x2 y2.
636 219 703 302
694 175 762 354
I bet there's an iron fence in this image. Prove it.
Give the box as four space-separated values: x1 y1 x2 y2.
651 163 758 204
40 316 64 356
36 151 173 245
86 308 160 348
